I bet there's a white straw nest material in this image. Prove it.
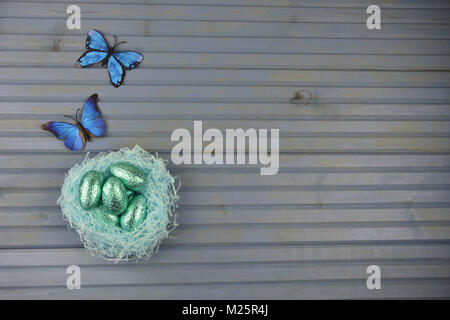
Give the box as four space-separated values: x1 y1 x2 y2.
57 145 179 262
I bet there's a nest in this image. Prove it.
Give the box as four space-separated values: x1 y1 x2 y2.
57 145 179 262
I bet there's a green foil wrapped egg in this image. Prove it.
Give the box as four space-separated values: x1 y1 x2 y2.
125 188 135 201
79 171 104 210
120 194 148 232
102 176 128 215
110 162 146 192
91 205 120 227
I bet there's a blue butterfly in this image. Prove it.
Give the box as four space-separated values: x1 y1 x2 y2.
41 94 106 151
77 30 144 88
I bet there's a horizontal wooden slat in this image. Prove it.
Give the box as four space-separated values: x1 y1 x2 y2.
2 119 450 135
2 102 450 118
2 189 450 207
1 68 449 87
2 243 450 266
1 154 449 169
6 0 450 9
0 85 448 102
2 172 450 188
2 263 449 288
2 19 450 39
1 225 450 247
1 52 448 71
1 136 449 152
1 281 449 299
2 3 449 23
1 207 449 227
2 35 449 54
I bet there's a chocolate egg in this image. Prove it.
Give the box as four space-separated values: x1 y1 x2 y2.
91 205 120 227
120 194 147 232
102 176 128 215
110 162 146 192
125 188 135 201
79 171 104 210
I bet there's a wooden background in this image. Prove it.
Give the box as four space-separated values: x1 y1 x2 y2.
0 0 449 299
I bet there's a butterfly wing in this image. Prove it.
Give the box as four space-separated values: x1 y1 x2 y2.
107 55 125 87
77 51 108 68
85 30 109 52
112 52 144 70
41 121 85 151
76 30 109 67
80 93 106 137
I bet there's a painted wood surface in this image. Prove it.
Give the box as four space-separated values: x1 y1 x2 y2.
0 0 449 299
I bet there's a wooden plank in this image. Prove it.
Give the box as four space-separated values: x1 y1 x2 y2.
3 19 450 39
1 154 449 169
1 52 448 71
1 206 449 227
1 136 449 153
8 0 450 9
1 35 448 54
2 263 449 288
0 281 448 299
2 102 450 118
2 172 450 188
2 119 450 134
0 85 448 102
2 244 449 266
1 225 450 247
2 68 449 87
2 3 449 24
2 189 450 207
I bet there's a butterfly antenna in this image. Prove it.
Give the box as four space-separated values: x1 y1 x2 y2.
112 35 127 50
64 115 76 122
